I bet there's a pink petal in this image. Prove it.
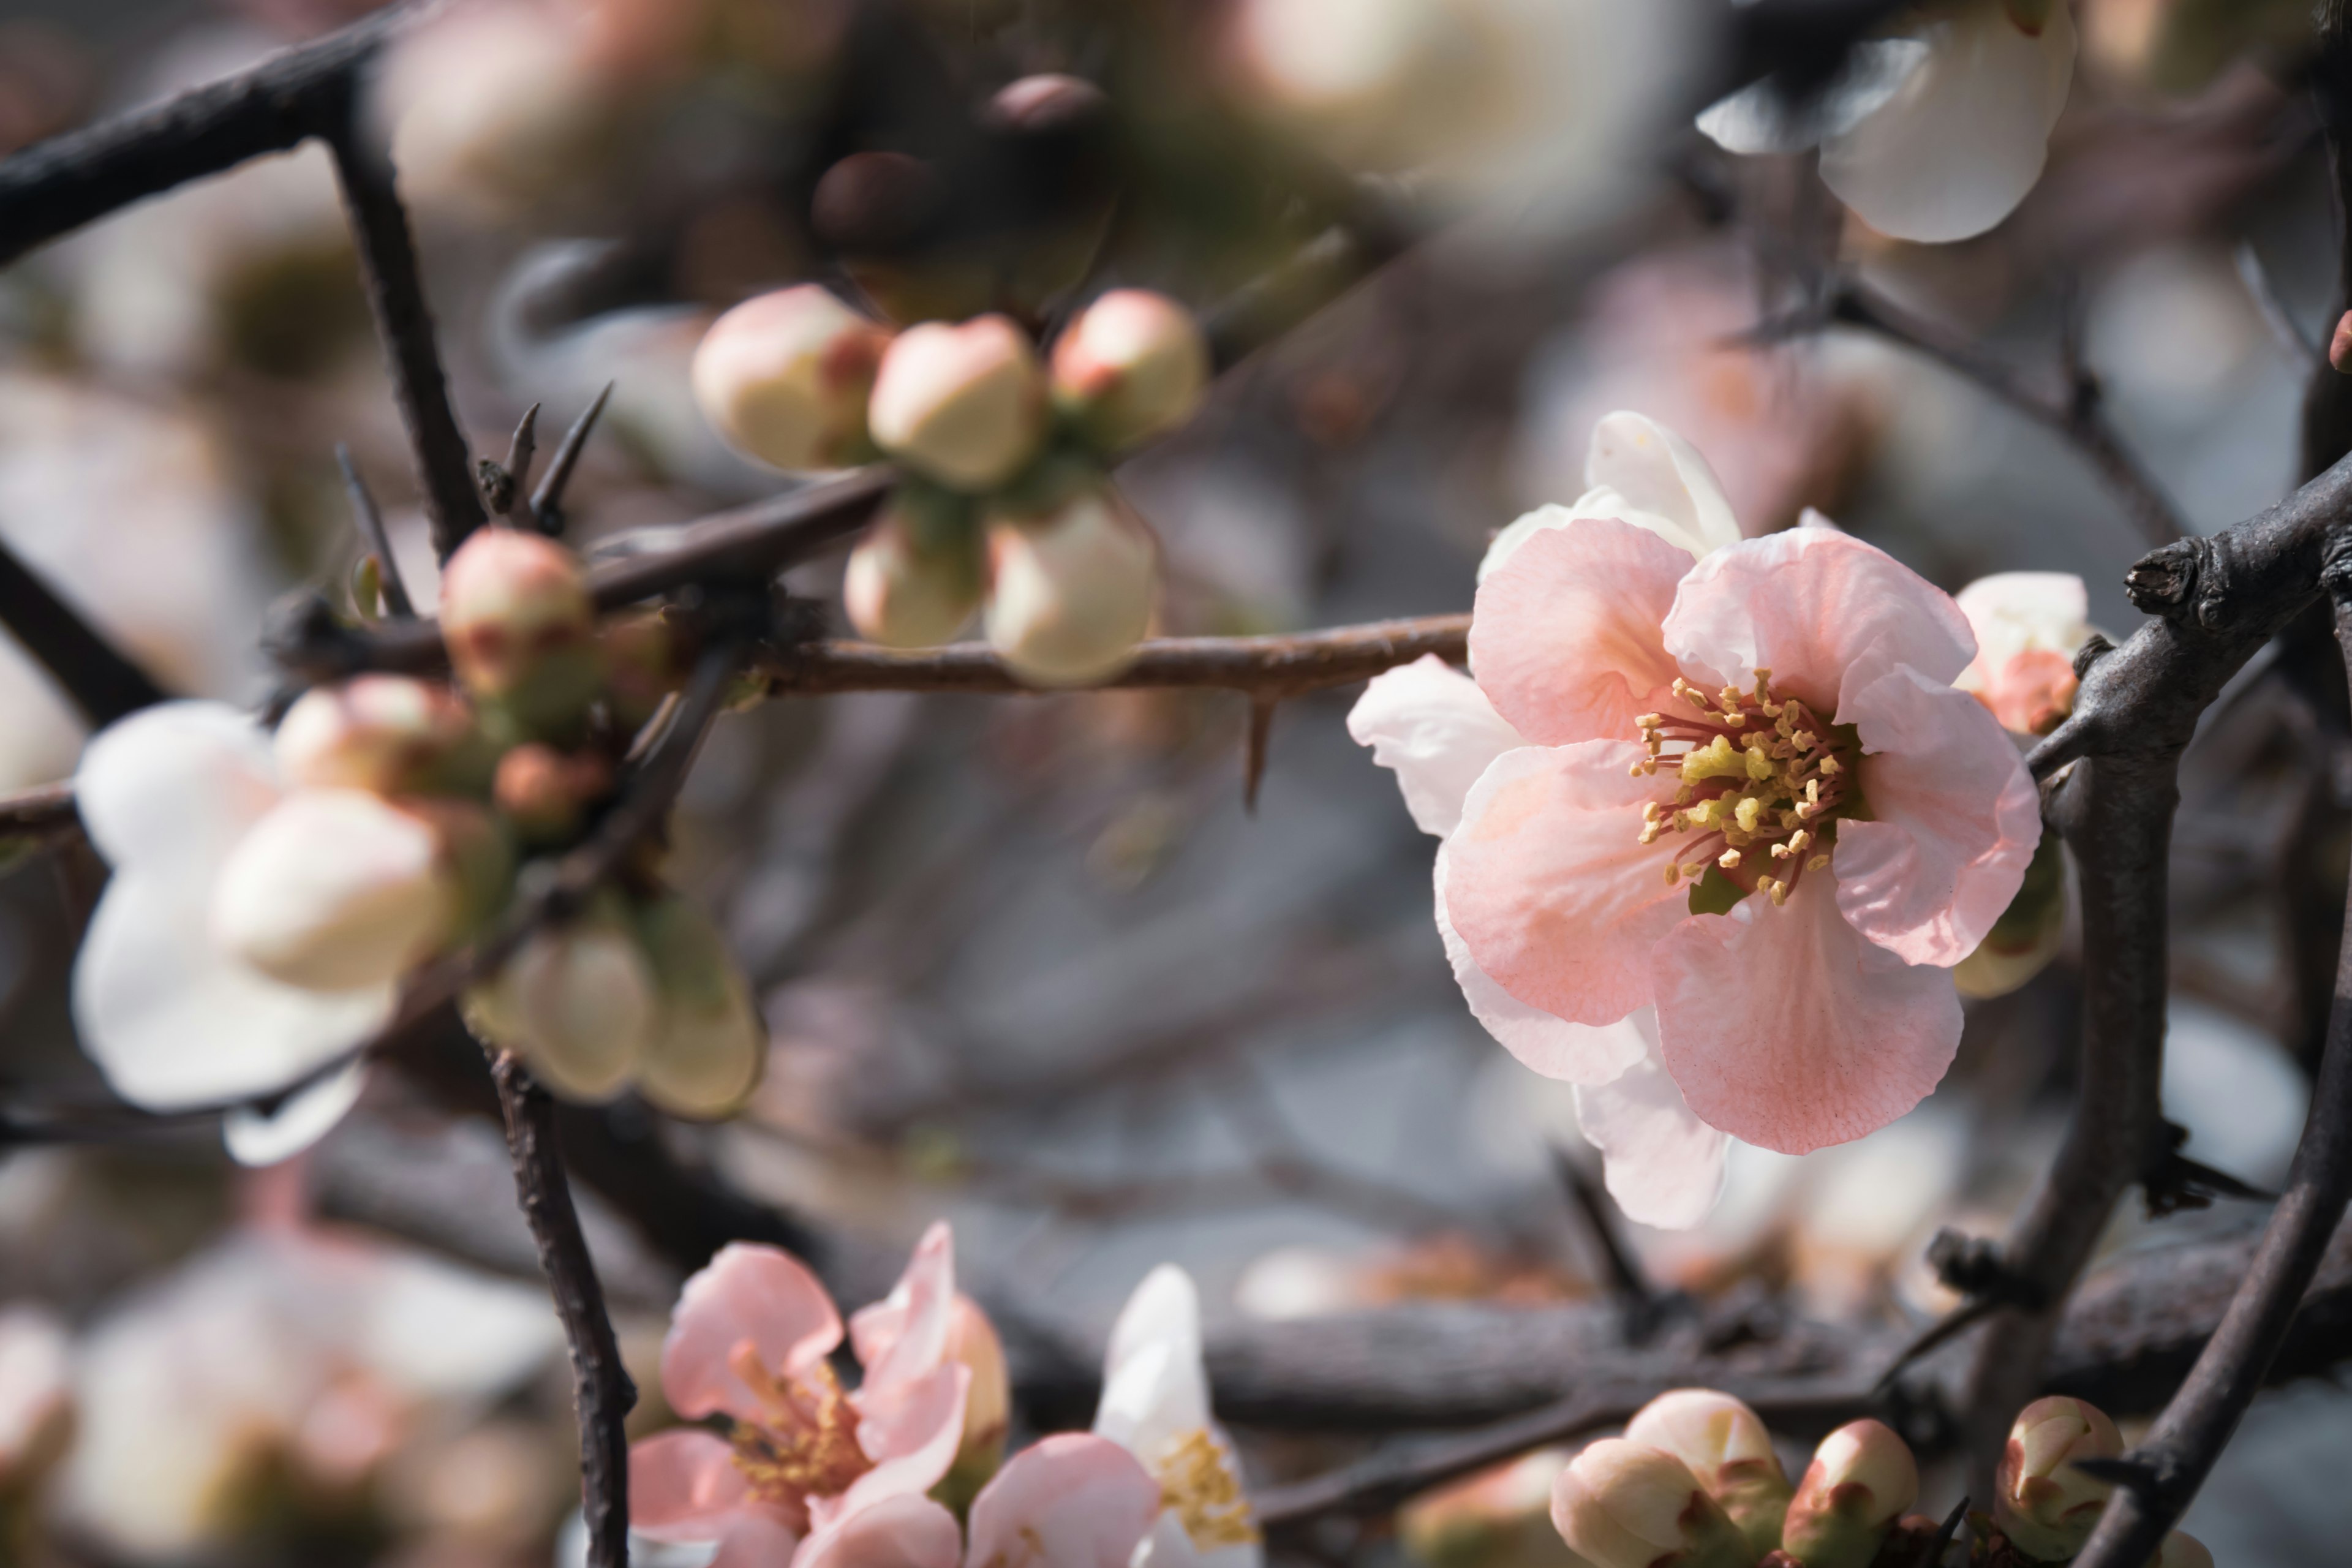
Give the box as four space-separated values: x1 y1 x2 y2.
662 1244 844 1423
794 1494 963 1568
1651 873 1962 1154
967 1433 1161 1568
848 1222 956 1393
821 1363 970 1528
1434 849 1648 1084
712 1514 807 1568
631 1428 758 1540
1570 1020 1730 1231
1442 743 1686 1027
1662 529 1975 718
1348 655 1528 837
1832 667 2041 966
1468 519 1689 747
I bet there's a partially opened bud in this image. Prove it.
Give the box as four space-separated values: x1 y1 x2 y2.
276 676 487 796
1994 1396 2122 1561
1624 1390 1793 1555
1954 833 2066 1000
439 528 604 734
632 894 763 1118
2154 1531 2214 1568
1779 1421 1916 1568
471 904 656 1101
843 495 984 647
212 791 462 992
494 744 614 845
1550 1439 1755 1568
868 315 1047 491
982 487 1156 687
933 1295 1012 1512
1052 289 1210 452
2332 310 2352 376
692 285 894 472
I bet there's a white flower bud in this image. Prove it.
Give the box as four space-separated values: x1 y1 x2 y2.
843 498 984 648
868 315 1047 491
1780 1420 1917 1568
692 285 894 472
633 895 763 1118
211 791 461 992
1550 1439 1755 1568
982 487 1156 687
1051 289 1210 452
472 905 656 1101
276 675 484 795
1994 1396 2122 1561
438 528 604 733
1624 1389 1793 1555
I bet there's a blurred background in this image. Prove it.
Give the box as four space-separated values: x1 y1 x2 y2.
0 0 2348 1562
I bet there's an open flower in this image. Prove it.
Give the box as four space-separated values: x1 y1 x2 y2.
1698 0 2077 244
1094 1265 1262 1568
1356 412 2038 1171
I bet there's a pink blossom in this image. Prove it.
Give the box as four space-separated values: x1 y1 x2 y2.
1355 414 2038 1166
1954 571 2090 737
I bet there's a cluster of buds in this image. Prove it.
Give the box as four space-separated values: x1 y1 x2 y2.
1539 1389 2210 1568
693 281 1207 685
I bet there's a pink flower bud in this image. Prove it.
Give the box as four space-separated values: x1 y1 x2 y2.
631 894 763 1118
438 528 605 733
1779 1421 1916 1568
1550 1439 1756 1568
2332 310 2352 375
692 285 894 472
1625 1389 1793 1554
869 315 1047 491
1994 1396 2122 1561
843 499 985 648
2154 1531 2214 1568
211 791 463 992
276 675 484 795
493 743 614 844
982 488 1156 687
1398 1448 1570 1568
1051 289 1210 452
469 903 655 1101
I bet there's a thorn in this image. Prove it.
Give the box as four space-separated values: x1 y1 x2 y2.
336 443 414 619
501 402 541 518
1873 1297 1996 1395
1548 1148 1673 1343
1915 1495 1968 1568
2071 1455 2163 1493
1244 696 1277 814
531 382 612 535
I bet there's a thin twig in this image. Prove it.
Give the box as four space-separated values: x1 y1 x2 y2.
2236 239 2322 369
0 782 77 850
0 533 169 726
338 444 415 619
533 383 615 534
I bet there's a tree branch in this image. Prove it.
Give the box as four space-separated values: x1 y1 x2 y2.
0 534 168 725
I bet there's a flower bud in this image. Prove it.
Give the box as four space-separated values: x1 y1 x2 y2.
212 791 462 992
982 487 1156 687
1550 1439 1755 1568
470 903 656 1101
600 609 685 729
2154 1531 2214 1568
276 676 487 796
1399 1448 1576 1568
932 1295 1013 1512
843 494 984 648
1779 1421 1916 1568
868 315 1047 491
692 285 894 472
494 744 614 845
2333 310 2352 376
1624 1390 1793 1555
1994 1396 2121 1561
438 527 605 734
1051 289 1210 453
632 894 763 1118
1954 833 2066 1000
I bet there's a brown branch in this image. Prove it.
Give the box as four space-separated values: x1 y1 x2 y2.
0 782 77 850
492 1053 636 1568
0 533 170 726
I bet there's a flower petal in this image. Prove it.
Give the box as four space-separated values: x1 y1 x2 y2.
1662 527 1975 715
1095 1264 1209 1460
848 1222 956 1392
795 1494 962 1568
1651 872 1962 1154
660 1243 843 1423
967 1433 1161 1568
74 700 281 877
72 869 391 1110
711 1514 805 1568
1348 656 1527 837
830 1363 970 1523
1470 521 1691 748
1695 39 1931 154
1434 848 1647 1084
1573 1043 1730 1231
631 1428 762 1542
1819 2 2076 244
221 1060 368 1167
1581 412 1744 559
1833 667 2042 965
1443 744 1686 1027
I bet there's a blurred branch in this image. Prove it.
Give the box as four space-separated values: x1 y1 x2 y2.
0 533 170 726
0 782 77 851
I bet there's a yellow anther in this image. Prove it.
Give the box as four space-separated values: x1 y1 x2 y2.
1745 746 1775 782
1681 735 1751 785
1790 730 1816 752
1768 882 1789 906
1628 760 1644 777
1795 801 1817 820
1807 854 1831 871
1664 861 1683 886
1788 829 1811 854
1718 848 1741 869
1637 713 1662 729
1820 756 1841 776
1805 779 1821 804
1770 842 1792 859
1735 796 1764 834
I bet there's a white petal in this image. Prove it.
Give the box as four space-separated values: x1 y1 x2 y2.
1695 39 1931 154
72 869 392 1110
74 700 281 876
222 1060 368 1167
1954 570 2089 681
1096 1265 1209 1460
210 791 456 992
1572 1033 1730 1231
1820 2 2076 244
1347 656 1526 838
1433 848 1647 1085
1480 413 1738 581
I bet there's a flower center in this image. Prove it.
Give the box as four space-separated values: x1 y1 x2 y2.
1631 669 1856 908
1152 1428 1261 1551
726 1348 872 1524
